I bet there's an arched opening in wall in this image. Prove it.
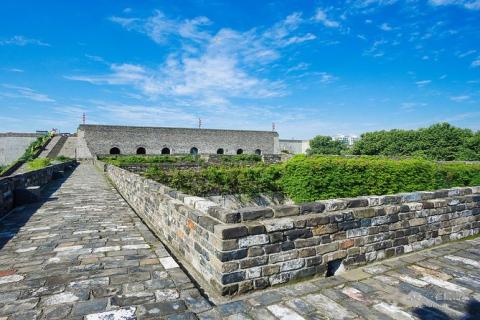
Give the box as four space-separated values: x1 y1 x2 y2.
255 149 262 155
217 148 224 155
136 147 146 155
109 147 120 155
161 147 170 155
190 147 198 155
236 149 243 155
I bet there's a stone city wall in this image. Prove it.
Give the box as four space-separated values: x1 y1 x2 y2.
80 124 279 156
0 161 76 217
99 160 480 296
0 133 42 166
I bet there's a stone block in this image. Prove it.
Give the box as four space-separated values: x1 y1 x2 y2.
353 208 376 219
312 224 338 236
280 259 304 272
322 199 348 211
263 218 294 232
316 242 338 255
238 234 269 248
240 256 268 268
300 202 326 214
214 224 248 240
239 207 274 221
272 205 300 217
221 271 245 285
346 198 369 208
305 216 330 227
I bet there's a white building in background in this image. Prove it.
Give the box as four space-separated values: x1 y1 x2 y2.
279 139 310 154
332 134 359 146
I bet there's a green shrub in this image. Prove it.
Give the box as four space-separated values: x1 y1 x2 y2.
55 156 73 162
218 154 262 163
100 155 202 166
19 134 51 163
280 155 480 202
144 164 283 197
141 155 480 203
352 123 480 161
27 158 52 170
307 135 347 155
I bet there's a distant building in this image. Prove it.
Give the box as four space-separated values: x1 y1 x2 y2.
332 134 359 146
78 124 280 156
279 139 310 154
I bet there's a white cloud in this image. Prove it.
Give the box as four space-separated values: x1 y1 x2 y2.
401 102 427 110
472 59 480 67
429 0 480 10
364 40 387 58
109 10 211 44
0 35 50 47
1 84 55 102
313 9 340 28
457 49 476 58
318 72 338 84
415 80 432 87
70 11 328 108
450 95 470 101
379 23 392 31
4 68 24 73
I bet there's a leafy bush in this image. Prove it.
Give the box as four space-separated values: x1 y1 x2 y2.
307 135 347 155
101 155 202 166
19 134 52 163
352 123 480 161
27 158 52 170
141 155 480 203
280 155 480 202
144 164 283 197
218 154 262 163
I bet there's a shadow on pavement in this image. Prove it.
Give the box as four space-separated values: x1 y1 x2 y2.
0 166 76 250
413 299 480 320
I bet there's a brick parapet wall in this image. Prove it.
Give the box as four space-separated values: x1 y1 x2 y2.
0 161 76 217
99 160 480 296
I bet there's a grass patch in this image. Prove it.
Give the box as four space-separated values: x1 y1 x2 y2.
27 158 52 170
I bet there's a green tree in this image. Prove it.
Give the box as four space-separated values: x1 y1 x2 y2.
307 136 347 155
352 123 478 161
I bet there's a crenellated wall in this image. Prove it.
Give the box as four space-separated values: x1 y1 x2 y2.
99 160 480 297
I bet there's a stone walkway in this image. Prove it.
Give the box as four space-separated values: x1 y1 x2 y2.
0 163 211 319
205 238 480 320
1 163 479 319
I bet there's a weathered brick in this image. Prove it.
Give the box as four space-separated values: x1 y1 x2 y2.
238 234 269 248
214 225 248 240
272 205 300 217
312 224 338 236
239 207 274 221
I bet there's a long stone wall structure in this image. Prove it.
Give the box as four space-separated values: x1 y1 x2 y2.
98 160 480 297
80 124 280 156
0 133 42 166
0 161 76 217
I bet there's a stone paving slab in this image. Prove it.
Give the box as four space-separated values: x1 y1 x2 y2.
1 162 479 319
205 237 480 320
0 163 211 319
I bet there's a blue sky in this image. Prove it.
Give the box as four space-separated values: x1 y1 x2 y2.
0 0 479 139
